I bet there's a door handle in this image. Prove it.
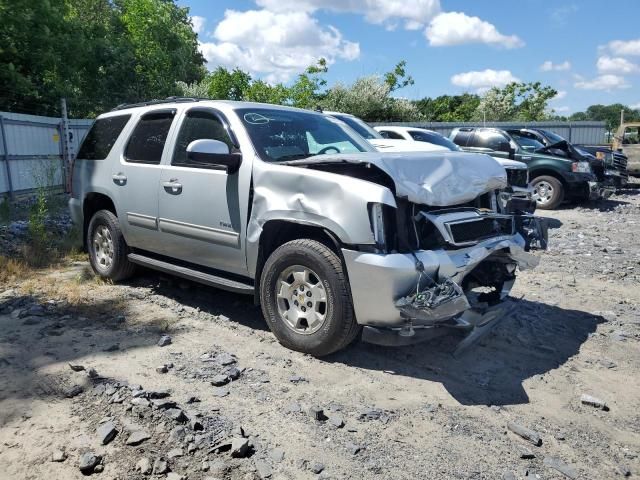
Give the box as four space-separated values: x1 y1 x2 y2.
112 173 127 185
162 179 183 195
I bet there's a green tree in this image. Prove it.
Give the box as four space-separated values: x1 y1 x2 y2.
569 103 640 131
476 82 557 121
414 93 480 122
289 58 328 109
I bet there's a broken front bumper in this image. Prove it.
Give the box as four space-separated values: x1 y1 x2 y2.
342 234 538 329
588 181 615 200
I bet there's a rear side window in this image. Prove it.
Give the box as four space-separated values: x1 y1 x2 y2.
125 110 176 164
172 110 234 167
469 130 511 152
452 130 472 146
76 115 130 160
379 130 404 139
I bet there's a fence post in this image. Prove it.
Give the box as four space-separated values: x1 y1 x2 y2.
60 98 71 192
0 115 13 198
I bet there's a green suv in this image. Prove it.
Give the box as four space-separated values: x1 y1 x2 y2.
450 127 607 209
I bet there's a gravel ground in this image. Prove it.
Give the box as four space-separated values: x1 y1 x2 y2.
0 186 639 480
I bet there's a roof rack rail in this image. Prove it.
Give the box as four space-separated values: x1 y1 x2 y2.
111 97 205 111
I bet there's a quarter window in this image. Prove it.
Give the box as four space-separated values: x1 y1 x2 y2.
172 110 235 168
124 110 175 164
452 130 472 146
76 115 130 160
380 130 405 140
470 131 511 152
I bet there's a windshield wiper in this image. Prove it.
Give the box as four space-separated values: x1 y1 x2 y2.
275 153 314 162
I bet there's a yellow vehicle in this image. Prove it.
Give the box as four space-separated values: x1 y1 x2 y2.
613 123 640 176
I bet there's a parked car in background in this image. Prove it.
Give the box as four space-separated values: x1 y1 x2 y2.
516 128 628 188
450 127 607 209
579 122 639 178
322 112 448 153
70 99 545 356
374 126 461 151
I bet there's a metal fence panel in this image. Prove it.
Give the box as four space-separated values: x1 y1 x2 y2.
0 111 92 195
370 121 608 145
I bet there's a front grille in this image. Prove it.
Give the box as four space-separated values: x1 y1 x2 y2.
505 168 528 188
612 153 628 178
446 216 514 245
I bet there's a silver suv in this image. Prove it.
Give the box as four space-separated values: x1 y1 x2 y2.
70 99 545 356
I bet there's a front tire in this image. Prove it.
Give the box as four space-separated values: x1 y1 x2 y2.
531 175 564 210
87 209 135 281
260 239 359 356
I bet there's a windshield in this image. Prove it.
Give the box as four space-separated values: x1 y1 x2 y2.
509 131 546 150
539 129 565 145
329 114 382 140
237 108 371 162
408 130 460 151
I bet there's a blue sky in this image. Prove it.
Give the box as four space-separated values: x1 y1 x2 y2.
180 0 640 114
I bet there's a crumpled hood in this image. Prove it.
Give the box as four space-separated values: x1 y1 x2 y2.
282 151 508 206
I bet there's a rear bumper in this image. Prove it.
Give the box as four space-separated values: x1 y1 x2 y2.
341 234 538 329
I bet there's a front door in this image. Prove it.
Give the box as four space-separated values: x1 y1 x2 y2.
156 107 246 276
113 108 176 252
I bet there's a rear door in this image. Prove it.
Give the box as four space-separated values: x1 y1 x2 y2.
113 108 176 252
467 130 513 159
156 107 246 275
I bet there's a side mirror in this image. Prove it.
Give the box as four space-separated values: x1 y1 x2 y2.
186 139 242 173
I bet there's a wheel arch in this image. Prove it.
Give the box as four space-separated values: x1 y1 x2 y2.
82 192 117 249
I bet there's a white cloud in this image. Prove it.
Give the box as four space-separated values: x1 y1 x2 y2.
597 56 639 74
255 0 441 30
574 74 630 90
554 90 567 100
190 15 206 35
602 38 640 57
451 69 520 92
199 9 359 82
426 12 524 48
540 60 571 71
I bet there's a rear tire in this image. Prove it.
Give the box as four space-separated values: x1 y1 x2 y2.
260 239 359 356
87 209 135 281
531 175 564 210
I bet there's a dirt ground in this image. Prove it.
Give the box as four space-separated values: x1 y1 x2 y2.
0 186 639 480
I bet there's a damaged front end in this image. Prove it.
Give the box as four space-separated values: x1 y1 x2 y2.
343 199 543 356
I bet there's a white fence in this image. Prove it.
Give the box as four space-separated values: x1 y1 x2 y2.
0 112 92 196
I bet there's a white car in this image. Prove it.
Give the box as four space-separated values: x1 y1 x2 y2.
323 112 448 153
375 125 462 151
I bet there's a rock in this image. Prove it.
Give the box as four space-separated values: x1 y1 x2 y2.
131 397 151 407
64 384 83 398
224 366 242 380
308 407 326 421
503 471 517 480
232 425 246 438
311 462 325 474
186 396 201 404
87 368 99 379
617 464 632 477
190 418 204 431
126 430 151 446
97 421 118 445
147 389 171 399
93 464 104 473
136 457 152 474
328 414 344 429
103 344 119 352
211 374 230 386
216 352 236 366
166 473 184 480
167 448 183 459
269 448 285 463
152 399 177 409
78 452 101 474
346 443 361 455
231 437 250 458
69 363 85 372
156 365 168 374
516 445 535 459
158 335 172 347
166 408 187 422
543 456 578 479
212 387 229 397
581 393 609 411
51 449 67 462
255 459 272 478
169 426 187 443
289 375 307 383
152 457 169 474
358 408 383 421
507 422 542 446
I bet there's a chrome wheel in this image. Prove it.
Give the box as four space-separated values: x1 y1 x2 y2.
275 265 328 335
532 180 554 206
92 225 114 270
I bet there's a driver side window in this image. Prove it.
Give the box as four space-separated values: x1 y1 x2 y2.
172 110 234 168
